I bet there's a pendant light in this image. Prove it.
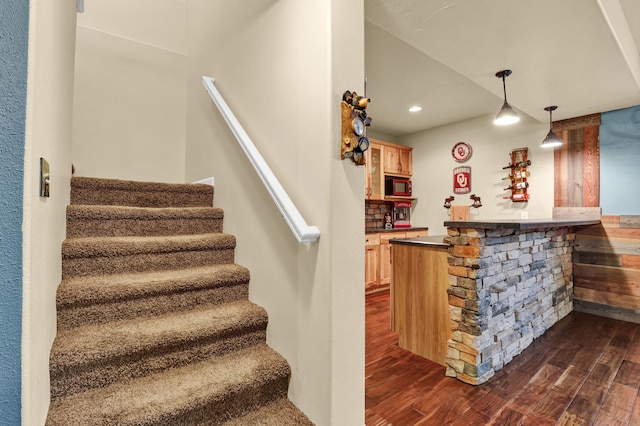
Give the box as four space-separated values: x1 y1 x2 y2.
493 70 520 125
541 106 563 148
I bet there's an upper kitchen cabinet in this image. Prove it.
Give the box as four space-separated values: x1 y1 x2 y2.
365 139 413 200
365 141 384 200
384 144 412 177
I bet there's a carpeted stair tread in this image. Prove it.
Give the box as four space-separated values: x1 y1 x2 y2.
57 264 250 309
50 299 267 372
62 233 236 278
67 205 224 237
71 176 214 208
63 233 235 258
46 343 291 425
222 398 313 425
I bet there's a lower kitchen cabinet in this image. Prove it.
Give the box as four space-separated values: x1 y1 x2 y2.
365 234 380 289
365 229 428 293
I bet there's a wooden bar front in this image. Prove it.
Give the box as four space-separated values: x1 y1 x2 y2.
391 241 451 366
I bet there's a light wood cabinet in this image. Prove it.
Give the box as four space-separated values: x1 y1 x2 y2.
384 145 412 177
364 234 380 289
392 242 451 366
365 229 428 293
365 140 413 199
379 232 407 286
364 142 384 200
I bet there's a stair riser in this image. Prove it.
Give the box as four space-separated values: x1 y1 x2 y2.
70 177 214 208
167 376 291 425
72 188 213 208
67 218 223 238
62 249 235 278
56 284 249 331
50 330 268 400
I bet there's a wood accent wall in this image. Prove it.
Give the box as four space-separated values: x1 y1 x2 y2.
574 215 640 324
553 113 600 208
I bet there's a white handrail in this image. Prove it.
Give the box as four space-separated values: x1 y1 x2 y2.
202 76 320 243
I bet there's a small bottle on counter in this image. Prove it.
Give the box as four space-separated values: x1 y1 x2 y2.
384 212 393 229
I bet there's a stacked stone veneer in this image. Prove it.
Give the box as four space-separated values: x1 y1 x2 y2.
444 226 576 385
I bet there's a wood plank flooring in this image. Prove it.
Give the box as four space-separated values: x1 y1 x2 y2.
365 291 640 425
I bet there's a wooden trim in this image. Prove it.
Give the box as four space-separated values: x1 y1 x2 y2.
574 299 640 324
553 113 601 132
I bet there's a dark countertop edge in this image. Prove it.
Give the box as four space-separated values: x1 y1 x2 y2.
443 218 601 230
390 235 449 248
365 226 429 234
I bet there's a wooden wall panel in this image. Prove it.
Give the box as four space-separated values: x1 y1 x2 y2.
553 114 600 208
574 215 640 323
582 126 600 207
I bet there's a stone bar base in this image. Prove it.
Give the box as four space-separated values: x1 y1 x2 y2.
444 226 575 385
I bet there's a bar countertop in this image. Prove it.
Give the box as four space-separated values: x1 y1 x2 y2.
365 226 429 234
443 218 600 230
389 235 448 248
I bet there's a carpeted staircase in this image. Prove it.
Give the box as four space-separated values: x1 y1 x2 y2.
46 177 313 425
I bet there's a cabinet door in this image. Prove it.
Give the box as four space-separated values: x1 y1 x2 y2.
398 147 412 176
383 146 400 175
365 143 383 200
365 245 379 290
379 232 406 285
384 145 412 176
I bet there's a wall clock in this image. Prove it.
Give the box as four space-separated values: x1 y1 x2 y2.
452 141 472 163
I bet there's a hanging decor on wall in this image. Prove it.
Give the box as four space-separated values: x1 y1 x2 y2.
453 166 471 194
341 90 372 165
502 147 530 202
452 141 472 163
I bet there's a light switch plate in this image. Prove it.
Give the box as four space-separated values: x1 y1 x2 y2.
40 157 50 197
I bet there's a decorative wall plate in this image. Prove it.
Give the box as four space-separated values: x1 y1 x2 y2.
452 141 472 163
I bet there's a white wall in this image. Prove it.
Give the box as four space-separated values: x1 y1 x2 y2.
22 1 77 424
71 0 187 183
185 1 364 424
401 114 556 236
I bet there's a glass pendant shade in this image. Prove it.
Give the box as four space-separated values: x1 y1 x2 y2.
494 69 520 126
541 106 563 148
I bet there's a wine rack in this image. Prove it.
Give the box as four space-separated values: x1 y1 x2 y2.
502 147 530 202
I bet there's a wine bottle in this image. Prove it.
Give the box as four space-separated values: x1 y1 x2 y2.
501 170 531 181
502 159 531 169
504 182 529 190
503 193 529 202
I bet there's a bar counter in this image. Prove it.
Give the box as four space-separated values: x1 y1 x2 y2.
391 217 601 385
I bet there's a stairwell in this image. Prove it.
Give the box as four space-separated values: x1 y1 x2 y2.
46 177 313 425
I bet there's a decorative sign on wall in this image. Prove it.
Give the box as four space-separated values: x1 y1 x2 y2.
453 166 471 194
452 141 472 163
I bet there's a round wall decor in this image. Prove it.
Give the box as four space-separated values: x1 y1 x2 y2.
452 141 472 162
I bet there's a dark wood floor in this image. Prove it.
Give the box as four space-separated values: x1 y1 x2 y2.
365 291 640 425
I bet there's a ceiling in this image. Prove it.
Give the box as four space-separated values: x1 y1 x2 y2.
364 0 640 137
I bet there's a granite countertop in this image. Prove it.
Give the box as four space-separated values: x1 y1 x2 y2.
365 226 429 234
389 235 449 248
443 218 600 230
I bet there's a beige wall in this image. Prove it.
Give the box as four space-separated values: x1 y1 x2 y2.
22 1 77 424
401 114 556 235
71 0 187 183
185 1 364 423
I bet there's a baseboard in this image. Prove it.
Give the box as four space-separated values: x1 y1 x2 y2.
574 299 640 324
193 177 214 186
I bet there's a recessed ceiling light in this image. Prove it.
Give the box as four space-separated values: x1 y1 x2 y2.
408 106 422 112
